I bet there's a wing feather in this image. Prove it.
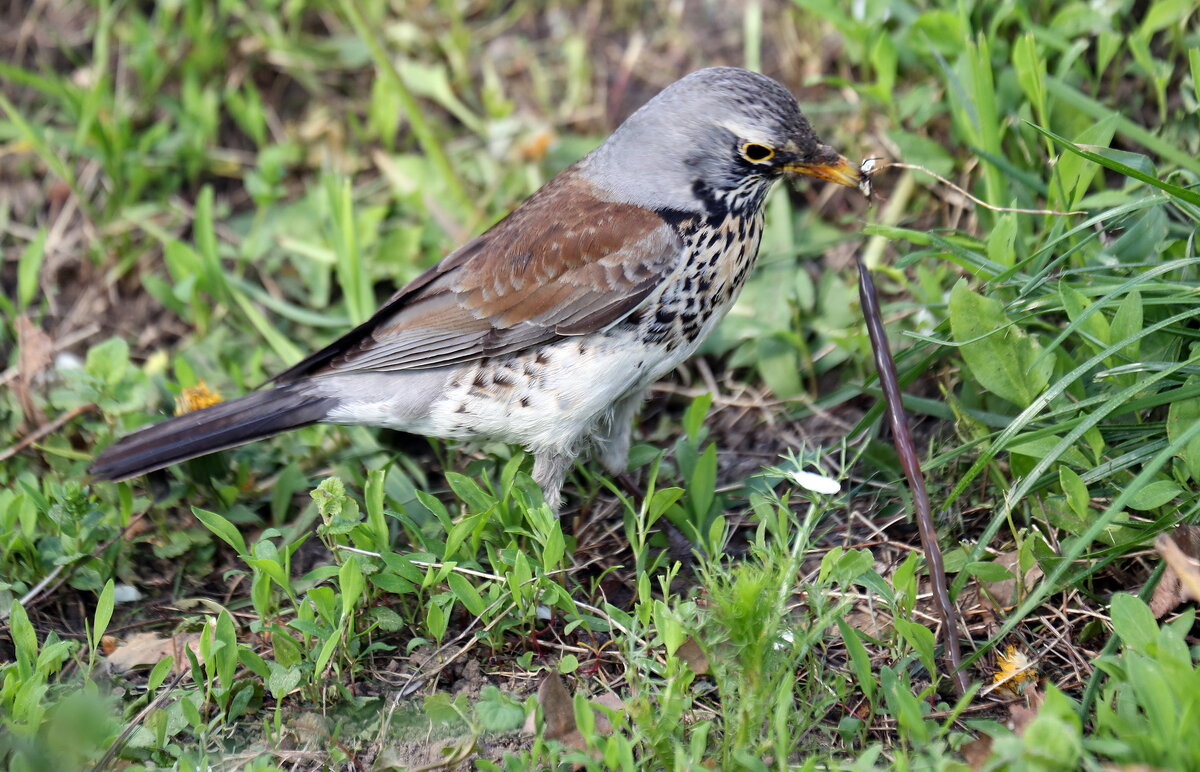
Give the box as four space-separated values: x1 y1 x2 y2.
273 167 684 381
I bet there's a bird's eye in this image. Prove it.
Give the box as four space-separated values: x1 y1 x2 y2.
741 143 775 163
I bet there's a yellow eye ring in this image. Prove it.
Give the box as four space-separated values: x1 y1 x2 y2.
741 143 775 163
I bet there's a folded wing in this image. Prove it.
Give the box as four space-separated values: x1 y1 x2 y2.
273 168 685 381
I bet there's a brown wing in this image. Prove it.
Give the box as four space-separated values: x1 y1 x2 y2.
273 167 684 382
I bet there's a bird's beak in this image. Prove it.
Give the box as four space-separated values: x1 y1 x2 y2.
783 147 860 188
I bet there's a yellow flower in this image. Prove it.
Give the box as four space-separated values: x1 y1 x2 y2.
175 381 223 415
992 644 1037 696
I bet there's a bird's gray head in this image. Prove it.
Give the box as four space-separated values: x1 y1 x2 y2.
584 67 859 217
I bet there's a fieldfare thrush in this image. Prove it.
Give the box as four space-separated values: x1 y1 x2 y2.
91 67 860 511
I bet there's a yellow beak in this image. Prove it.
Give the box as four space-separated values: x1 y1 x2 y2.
783 154 861 188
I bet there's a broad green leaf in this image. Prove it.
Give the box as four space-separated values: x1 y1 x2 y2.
893 618 937 680
9 602 37 673
1007 435 1094 468
339 556 364 618
272 632 302 669
884 129 955 177
85 337 130 387
147 657 173 691
756 335 804 399
17 229 47 309
541 526 565 573
986 213 1017 268
314 624 342 673
948 280 1051 406
1125 480 1181 511
964 561 1013 583
365 468 388 551
1110 594 1157 651
1138 0 1194 35
837 618 876 701
681 392 712 442
248 558 290 591
446 472 493 513
180 693 203 730
266 660 302 700
423 692 466 725
880 666 929 744
1059 281 1111 350
370 606 405 632
1166 376 1200 447
192 507 247 557
475 686 526 731
1059 467 1090 520
908 10 967 58
688 443 718 519
193 185 224 297
1109 290 1143 361
215 610 238 693
93 580 115 649
1021 686 1082 767
425 602 447 641
446 572 485 617
868 30 897 96
240 648 270 681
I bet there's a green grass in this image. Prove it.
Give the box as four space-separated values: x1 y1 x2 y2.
3 0 1200 769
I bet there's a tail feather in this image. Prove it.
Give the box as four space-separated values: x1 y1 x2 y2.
90 386 337 481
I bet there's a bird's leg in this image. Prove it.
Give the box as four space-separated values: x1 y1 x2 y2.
593 388 647 477
532 452 574 514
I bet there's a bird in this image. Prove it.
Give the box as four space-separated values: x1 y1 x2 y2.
90 67 860 511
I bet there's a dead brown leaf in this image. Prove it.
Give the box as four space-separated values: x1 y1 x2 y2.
525 673 623 768
676 637 709 675
1006 685 1045 737
104 631 201 674
15 315 52 427
843 607 891 637
963 684 1046 768
979 550 1044 611
960 735 993 771
1149 526 1200 618
538 672 577 743
589 692 623 736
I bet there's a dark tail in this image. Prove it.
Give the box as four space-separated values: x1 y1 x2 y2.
90 385 337 481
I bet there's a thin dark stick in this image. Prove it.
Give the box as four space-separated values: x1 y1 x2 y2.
0 402 96 463
855 254 968 695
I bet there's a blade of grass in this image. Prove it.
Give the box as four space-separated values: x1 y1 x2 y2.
339 0 472 219
231 292 304 366
1042 78 1200 177
1030 123 1200 207
943 304 1200 540
961 417 1200 677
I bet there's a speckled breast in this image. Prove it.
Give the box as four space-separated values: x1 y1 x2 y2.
626 210 765 353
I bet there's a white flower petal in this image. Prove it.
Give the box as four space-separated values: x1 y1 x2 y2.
790 470 841 495
112 584 144 604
